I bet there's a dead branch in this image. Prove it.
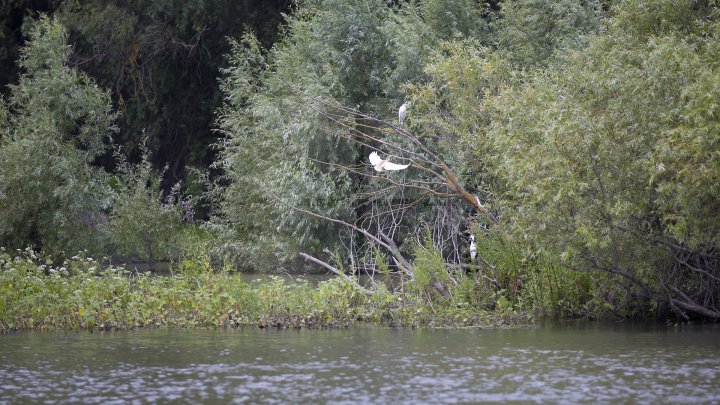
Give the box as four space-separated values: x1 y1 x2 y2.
297 89 498 224
303 155 456 198
255 180 415 278
298 252 374 296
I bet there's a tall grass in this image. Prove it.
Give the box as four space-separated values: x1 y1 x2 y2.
0 248 530 331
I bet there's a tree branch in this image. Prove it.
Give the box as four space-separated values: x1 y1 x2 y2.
255 180 414 278
298 252 374 296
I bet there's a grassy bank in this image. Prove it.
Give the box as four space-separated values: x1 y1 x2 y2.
0 248 529 331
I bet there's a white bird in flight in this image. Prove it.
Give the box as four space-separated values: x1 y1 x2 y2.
398 102 408 126
369 151 410 172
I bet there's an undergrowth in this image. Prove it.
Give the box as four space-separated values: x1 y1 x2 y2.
0 248 530 331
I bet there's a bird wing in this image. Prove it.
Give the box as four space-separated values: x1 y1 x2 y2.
382 161 410 171
369 151 382 166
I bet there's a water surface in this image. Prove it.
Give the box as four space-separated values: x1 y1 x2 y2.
1 322 719 403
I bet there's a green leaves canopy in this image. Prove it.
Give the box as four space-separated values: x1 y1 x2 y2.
0 17 117 256
214 0 497 270
486 0 720 309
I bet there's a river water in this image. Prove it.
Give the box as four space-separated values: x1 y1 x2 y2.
1 322 719 403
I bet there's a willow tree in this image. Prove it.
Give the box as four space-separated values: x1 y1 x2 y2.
214 0 495 272
487 0 720 318
51 0 289 191
0 16 117 256
495 0 603 67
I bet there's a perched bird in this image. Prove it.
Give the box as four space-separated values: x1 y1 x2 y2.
469 234 477 262
369 151 410 172
398 102 409 126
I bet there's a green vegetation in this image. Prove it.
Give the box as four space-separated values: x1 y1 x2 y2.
485 0 720 319
1 0 290 188
0 16 117 257
105 149 192 269
0 17 193 264
0 248 527 331
2 1 720 329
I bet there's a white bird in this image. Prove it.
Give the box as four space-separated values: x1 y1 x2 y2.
398 102 409 126
469 234 477 262
369 151 410 172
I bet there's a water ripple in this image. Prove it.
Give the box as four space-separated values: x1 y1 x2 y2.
1 325 720 403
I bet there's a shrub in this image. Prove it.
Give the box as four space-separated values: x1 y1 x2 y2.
488 0 720 318
105 149 189 268
0 16 117 257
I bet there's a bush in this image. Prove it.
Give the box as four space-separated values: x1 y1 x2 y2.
0 16 117 257
104 149 190 268
0 249 522 331
487 0 720 318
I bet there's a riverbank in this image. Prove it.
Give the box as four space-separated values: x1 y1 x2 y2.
0 249 530 331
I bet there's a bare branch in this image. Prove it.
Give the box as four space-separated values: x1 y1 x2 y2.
298 252 374 296
255 180 414 278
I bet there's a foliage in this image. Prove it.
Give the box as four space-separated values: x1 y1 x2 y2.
214 27 356 270
104 149 191 268
399 0 720 319
495 0 603 68
486 0 720 318
0 1 55 94
0 16 117 257
50 0 290 190
2 0 720 322
409 38 516 196
475 230 611 317
420 0 491 41
215 0 386 269
0 98 7 134
214 0 496 271
410 233 452 299
0 249 525 331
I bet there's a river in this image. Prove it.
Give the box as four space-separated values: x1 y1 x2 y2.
1 322 719 403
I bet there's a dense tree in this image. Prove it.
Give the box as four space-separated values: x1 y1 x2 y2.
1 1 289 206
0 16 117 256
214 0 496 270
214 0 384 270
486 0 720 318
0 0 55 93
495 0 603 67
2 0 719 320
53 0 290 192
105 150 189 270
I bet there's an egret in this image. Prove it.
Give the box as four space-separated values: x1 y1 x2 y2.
369 151 410 172
398 102 409 126
469 234 477 262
